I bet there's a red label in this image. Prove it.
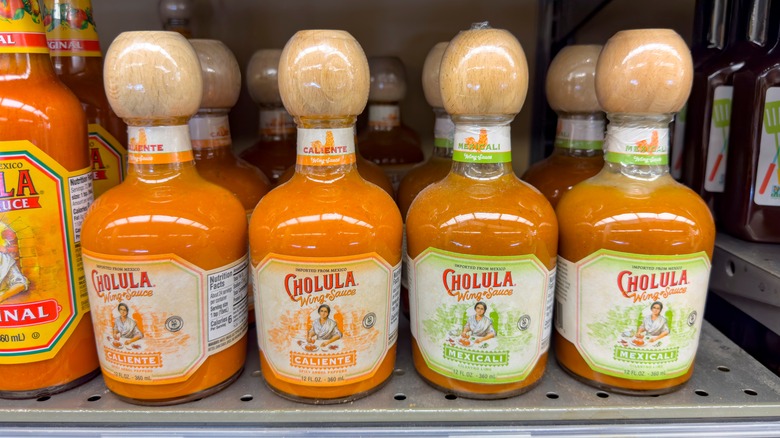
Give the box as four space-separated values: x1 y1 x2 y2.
0 299 61 328
46 38 100 52
0 32 47 49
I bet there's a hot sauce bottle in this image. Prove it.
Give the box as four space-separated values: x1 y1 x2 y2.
188 40 271 211
523 45 604 208
721 1 780 242
240 49 297 184
358 56 424 193
249 30 403 403
43 0 127 199
406 24 558 399
158 0 193 38
81 32 248 405
397 42 453 316
554 29 716 395
0 0 99 398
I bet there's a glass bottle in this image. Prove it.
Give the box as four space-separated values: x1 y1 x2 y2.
158 0 192 38
81 31 248 405
555 30 716 395
240 49 297 184
358 56 424 194
249 30 402 403
406 25 558 399
0 0 99 399
523 45 604 208
44 0 127 199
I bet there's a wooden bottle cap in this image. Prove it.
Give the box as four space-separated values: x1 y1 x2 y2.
596 29 692 113
190 39 241 109
104 31 203 120
545 45 602 113
246 49 283 106
368 56 407 102
422 42 448 108
279 30 369 118
159 0 193 21
440 24 528 116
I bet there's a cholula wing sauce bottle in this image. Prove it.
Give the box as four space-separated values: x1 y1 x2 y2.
44 0 127 199
241 49 297 184
81 31 249 405
554 29 716 395
719 0 780 242
523 45 604 208
682 0 772 211
406 23 558 399
249 30 403 404
158 0 192 38
0 0 99 399
358 56 424 194
397 41 453 317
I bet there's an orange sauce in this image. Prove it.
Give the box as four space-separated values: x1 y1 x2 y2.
0 4 99 397
522 148 603 208
358 111 424 192
240 108 297 184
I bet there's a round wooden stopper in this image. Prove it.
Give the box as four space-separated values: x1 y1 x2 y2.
104 31 202 120
422 42 448 109
246 49 283 106
368 56 407 102
190 39 241 110
545 45 602 114
440 26 528 116
279 30 369 118
159 0 193 21
596 29 692 113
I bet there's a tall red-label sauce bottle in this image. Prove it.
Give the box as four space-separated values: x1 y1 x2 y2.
0 0 99 398
44 0 128 199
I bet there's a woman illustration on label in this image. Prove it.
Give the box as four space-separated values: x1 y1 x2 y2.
461 301 496 345
635 301 670 344
308 304 342 348
0 223 28 303
113 302 144 347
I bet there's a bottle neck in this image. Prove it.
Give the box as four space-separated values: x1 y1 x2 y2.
125 120 197 180
367 102 401 131
0 53 57 81
294 116 359 181
432 107 454 158
0 5 51 72
259 104 295 140
450 114 515 180
602 113 672 180
189 109 233 159
553 112 605 158
44 0 103 60
707 0 728 50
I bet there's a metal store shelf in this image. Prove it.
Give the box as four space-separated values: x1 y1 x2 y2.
0 317 778 435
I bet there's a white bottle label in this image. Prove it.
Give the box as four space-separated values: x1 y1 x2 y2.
703 86 733 193
754 87 780 205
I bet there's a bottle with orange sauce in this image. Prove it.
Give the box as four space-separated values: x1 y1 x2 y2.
522 45 604 208
43 0 127 199
397 42 453 316
81 31 248 405
554 29 716 395
406 24 558 399
358 56 424 193
241 50 296 184
0 0 99 398
249 30 402 403
158 0 193 38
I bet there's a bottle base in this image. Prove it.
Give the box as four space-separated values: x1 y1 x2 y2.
556 359 688 396
0 367 100 400
111 367 244 406
262 374 393 405
415 370 542 400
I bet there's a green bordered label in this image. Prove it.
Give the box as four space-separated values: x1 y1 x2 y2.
433 116 454 149
604 126 669 166
409 248 555 384
453 126 511 164
554 249 711 380
554 117 604 150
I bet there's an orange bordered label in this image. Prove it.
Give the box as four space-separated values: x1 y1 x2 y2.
188 115 231 149
43 0 100 56
127 125 193 165
253 253 401 386
260 109 295 136
82 251 248 385
368 104 401 129
296 127 356 167
0 140 92 363
89 124 126 198
0 1 48 54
